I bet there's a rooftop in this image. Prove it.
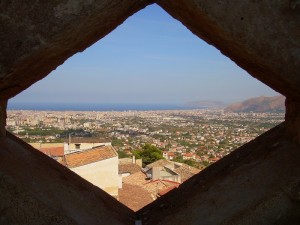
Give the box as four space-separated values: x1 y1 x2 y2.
145 159 175 169
40 147 64 157
61 145 117 168
118 183 153 212
64 137 109 143
30 143 64 157
145 159 200 182
119 163 141 174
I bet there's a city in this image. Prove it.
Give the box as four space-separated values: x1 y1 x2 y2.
7 109 284 168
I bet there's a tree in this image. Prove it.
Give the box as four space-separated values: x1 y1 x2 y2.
132 143 163 166
117 150 129 159
111 137 124 147
182 159 200 168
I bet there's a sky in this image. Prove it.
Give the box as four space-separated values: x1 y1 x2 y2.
10 4 278 106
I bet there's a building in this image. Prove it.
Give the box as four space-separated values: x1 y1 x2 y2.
119 156 142 179
145 165 181 183
30 141 120 198
30 142 64 159
163 151 176 160
144 159 200 183
63 137 111 154
182 152 196 160
60 145 119 198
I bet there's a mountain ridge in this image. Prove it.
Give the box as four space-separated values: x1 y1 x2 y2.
224 95 285 113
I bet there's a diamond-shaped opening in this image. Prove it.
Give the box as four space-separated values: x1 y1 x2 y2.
6 4 285 212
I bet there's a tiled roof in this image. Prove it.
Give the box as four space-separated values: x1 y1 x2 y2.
120 171 181 209
146 159 200 182
123 171 148 187
173 164 200 182
62 145 117 168
40 147 64 157
119 164 141 174
183 153 194 157
64 137 109 143
163 151 175 156
158 185 178 196
30 143 64 157
143 179 179 199
145 159 173 169
118 183 153 212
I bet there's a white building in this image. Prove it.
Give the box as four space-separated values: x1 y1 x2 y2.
61 145 119 198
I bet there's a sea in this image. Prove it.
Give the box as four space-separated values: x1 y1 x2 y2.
7 102 203 111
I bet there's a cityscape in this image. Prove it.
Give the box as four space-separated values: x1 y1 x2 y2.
0 105 293 221
7 109 284 168
5 108 285 210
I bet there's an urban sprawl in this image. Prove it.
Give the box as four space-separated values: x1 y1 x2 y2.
7 109 284 168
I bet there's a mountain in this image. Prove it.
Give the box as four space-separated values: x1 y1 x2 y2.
185 100 227 109
224 95 285 113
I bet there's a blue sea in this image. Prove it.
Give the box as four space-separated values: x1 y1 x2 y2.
7 102 201 111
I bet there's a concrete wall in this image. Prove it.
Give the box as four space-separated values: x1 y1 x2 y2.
71 156 119 197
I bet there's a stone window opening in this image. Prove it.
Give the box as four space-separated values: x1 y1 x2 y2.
1 1 299 224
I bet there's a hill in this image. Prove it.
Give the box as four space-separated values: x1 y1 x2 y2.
224 95 285 113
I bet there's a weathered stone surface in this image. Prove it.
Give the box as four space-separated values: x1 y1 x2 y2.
0 173 77 225
0 99 7 136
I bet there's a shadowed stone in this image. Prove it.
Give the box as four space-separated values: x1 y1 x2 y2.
0 0 300 224
0 100 7 137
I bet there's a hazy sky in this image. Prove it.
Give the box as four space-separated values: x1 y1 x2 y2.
10 4 278 105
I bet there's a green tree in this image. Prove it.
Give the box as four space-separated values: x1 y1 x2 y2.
111 137 123 147
117 150 129 158
132 143 163 166
182 159 200 168
173 154 184 163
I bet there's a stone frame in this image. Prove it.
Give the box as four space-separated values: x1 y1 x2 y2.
0 1 300 224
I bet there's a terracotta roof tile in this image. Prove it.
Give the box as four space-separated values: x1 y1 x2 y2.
118 183 153 212
64 137 109 143
62 145 117 168
64 137 111 144
145 159 173 169
173 164 200 182
158 185 178 196
143 180 180 198
39 147 64 157
146 159 200 182
123 171 148 186
119 164 141 174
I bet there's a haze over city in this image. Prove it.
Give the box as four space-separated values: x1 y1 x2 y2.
9 4 278 107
